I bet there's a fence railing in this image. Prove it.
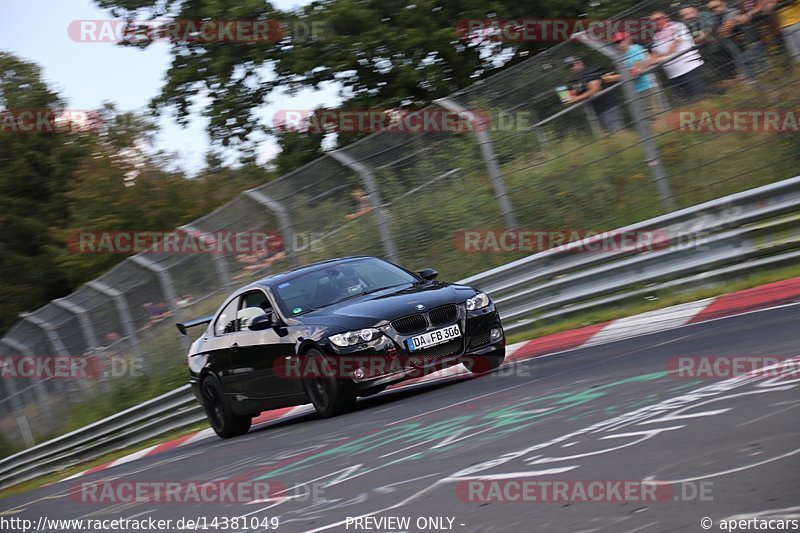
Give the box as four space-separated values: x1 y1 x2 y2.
1 0 798 453
1 175 798 491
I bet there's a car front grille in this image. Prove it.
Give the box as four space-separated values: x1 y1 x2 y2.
391 314 427 335
392 304 460 334
428 304 457 327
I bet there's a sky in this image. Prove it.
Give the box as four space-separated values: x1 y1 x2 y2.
0 0 342 175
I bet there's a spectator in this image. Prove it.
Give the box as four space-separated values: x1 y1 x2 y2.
773 0 800 62
345 188 373 220
648 10 706 102
604 32 663 123
746 0 782 49
736 0 769 76
707 0 761 81
680 5 739 90
563 56 625 132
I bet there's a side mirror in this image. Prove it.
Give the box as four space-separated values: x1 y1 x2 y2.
417 268 439 281
248 311 274 331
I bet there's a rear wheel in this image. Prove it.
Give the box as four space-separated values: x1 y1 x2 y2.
302 349 357 417
200 375 252 438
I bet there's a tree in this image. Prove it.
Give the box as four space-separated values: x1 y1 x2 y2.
0 53 273 334
91 0 641 149
0 53 87 333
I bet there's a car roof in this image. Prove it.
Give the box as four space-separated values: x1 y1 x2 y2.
247 255 378 290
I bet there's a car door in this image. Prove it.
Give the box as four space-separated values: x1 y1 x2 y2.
204 294 241 395
230 289 298 401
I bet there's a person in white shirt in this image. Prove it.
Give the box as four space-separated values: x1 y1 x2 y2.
648 11 706 102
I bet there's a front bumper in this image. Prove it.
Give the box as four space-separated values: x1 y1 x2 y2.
326 303 505 390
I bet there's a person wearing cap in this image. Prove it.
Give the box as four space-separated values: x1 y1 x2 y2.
647 10 706 102
563 56 625 132
602 32 663 123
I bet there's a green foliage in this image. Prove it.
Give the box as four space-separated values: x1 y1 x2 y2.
89 0 642 149
271 125 325 175
0 53 273 335
0 52 86 333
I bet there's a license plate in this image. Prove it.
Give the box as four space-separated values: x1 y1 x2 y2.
406 324 461 351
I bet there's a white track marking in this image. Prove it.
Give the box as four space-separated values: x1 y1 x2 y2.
582 299 714 347
642 447 800 484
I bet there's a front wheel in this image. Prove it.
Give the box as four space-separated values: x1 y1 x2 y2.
200 375 252 438
302 349 357 417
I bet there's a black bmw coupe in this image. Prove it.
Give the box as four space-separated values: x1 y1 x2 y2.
178 256 505 438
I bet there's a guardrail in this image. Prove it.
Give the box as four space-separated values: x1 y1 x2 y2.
1 175 799 491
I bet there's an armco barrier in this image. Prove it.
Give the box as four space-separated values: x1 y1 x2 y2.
0 175 799 490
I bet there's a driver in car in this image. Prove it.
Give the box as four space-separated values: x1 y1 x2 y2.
331 268 368 297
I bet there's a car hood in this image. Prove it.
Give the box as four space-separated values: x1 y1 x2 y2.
296 282 476 328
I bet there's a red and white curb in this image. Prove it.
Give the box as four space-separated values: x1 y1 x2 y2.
64 276 800 482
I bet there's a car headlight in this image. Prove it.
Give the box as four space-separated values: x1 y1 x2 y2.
329 328 380 347
466 292 491 311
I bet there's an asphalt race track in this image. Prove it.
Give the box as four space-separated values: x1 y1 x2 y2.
2 304 799 533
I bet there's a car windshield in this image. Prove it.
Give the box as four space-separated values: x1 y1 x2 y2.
273 257 417 316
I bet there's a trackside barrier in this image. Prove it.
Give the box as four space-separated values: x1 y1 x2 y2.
0 175 798 490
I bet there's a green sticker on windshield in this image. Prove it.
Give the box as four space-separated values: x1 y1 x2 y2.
292 307 302 314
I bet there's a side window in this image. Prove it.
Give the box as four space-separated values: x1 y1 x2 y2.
239 290 272 331
215 297 240 336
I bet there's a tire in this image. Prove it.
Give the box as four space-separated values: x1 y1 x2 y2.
200 375 252 438
302 349 357 417
462 353 505 374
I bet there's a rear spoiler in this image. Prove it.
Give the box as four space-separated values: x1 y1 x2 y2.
176 314 214 336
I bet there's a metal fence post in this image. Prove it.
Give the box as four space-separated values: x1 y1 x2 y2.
573 32 675 213
242 190 299 266
329 150 400 263
530 111 550 151
435 97 518 229
20 313 92 395
179 224 234 292
52 298 99 354
86 281 144 364
129 256 189 352
0 364 24 413
582 105 603 136
0 369 37 446
0 338 50 413
15 415 36 448
0 378 35 448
